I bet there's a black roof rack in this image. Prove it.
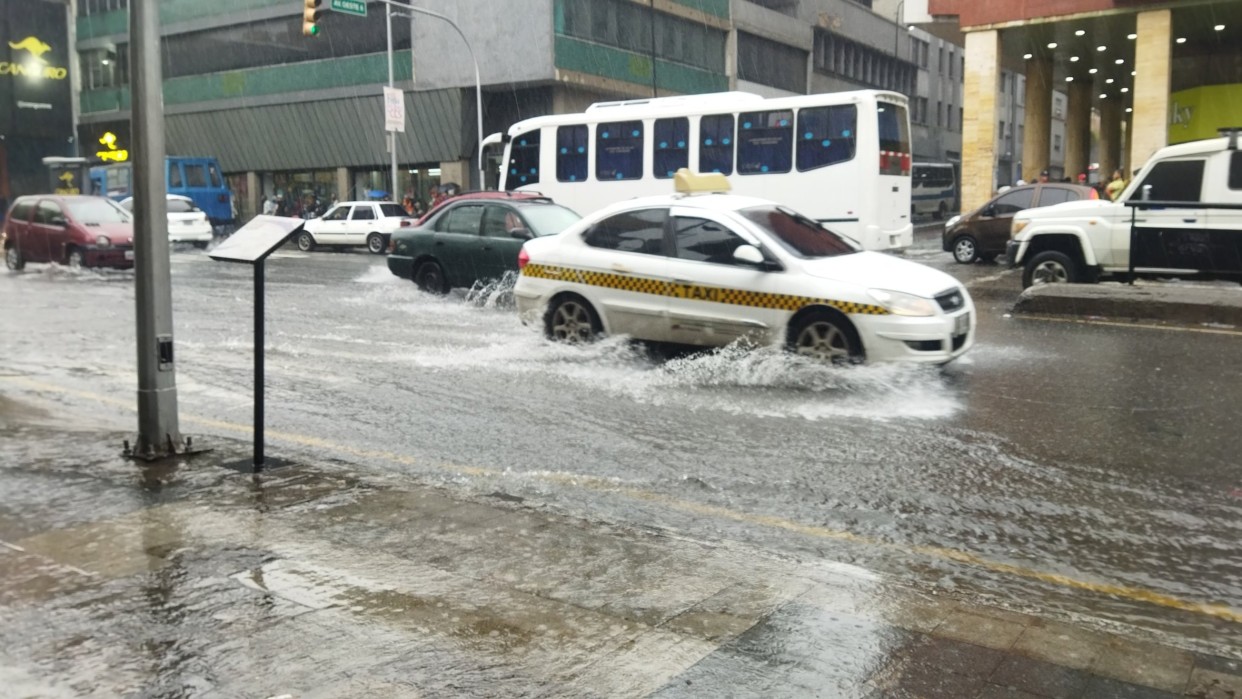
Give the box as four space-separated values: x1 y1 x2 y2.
1217 127 1241 150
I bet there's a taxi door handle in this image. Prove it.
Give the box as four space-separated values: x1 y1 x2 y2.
611 264 632 274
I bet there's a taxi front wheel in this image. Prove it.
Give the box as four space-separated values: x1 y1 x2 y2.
788 310 863 364
546 295 601 344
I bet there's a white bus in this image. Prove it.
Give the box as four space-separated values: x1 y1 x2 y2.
911 162 957 220
486 90 913 251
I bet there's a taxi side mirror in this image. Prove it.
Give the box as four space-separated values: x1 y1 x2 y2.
733 244 765 266
509 227 533 241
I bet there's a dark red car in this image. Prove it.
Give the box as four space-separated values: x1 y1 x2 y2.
4 195 135 271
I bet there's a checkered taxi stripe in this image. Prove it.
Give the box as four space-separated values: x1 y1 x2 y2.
521 264 890 316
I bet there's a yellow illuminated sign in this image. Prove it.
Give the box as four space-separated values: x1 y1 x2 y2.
3 36 67 80
96 131 129 162
55 170 80 195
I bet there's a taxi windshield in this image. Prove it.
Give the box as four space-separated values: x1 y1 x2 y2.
738 206 859 258
67 198 131 224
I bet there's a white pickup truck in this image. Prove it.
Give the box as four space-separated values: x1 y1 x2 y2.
1008 133 1242 288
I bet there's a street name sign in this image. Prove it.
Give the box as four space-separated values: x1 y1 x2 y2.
330 0 367 17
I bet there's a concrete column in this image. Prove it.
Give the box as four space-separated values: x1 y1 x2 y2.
1064 81 1092 182
1099 97 1122 183
961 29 1001 212
439 160 469 189
1130 9 1171 169
335 167 349 202
1022 56 1053 182
1122 110 1133 173
245 171 259 222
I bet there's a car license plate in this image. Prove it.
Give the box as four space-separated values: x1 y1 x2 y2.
954 313 969 335
124 250 135 261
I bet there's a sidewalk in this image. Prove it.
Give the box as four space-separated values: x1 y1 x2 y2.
1 418 1240 698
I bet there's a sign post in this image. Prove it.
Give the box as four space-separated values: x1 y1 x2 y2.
209 215 306 471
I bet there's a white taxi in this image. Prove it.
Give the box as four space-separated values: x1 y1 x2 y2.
514 170 974 364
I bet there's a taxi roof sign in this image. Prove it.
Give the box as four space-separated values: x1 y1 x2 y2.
674 169 730 195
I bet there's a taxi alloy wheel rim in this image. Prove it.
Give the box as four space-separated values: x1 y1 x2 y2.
795 321 849 361
1032 260 1068 285
954 238 976 262
297 233 312 251
551 301 593 343
368 235 383 253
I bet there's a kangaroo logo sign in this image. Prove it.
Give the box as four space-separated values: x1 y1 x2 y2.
3 36 68 80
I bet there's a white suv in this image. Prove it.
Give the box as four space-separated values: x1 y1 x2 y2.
297 201 410 254
1009 133 1242 287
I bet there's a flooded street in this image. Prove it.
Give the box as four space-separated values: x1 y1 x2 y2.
3 241 1242 663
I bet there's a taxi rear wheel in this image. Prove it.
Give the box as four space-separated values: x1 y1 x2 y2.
788 310 862 364
546 295 601 344
5 245 24 271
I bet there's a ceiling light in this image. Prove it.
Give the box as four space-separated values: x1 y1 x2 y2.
1024 53 1033 59
1126 107 1133 113
1176 37 1187 44
1065 76 1074 82
1131 70 1136 76
1070 56 1079 62
1089 68 1098 74
1097 45 1107 51
1115 58 1124 64
1127 33 1137 40
1100 93 1107 99
1075 29 1086 36
1106 78 1114 84
1120 87 1129 93
1048 42 1058 49
101 58 111 65
1215 24 1225 31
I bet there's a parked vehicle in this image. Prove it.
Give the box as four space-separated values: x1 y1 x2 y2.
413 190 554 226
486 89 914 251
91 156 235 227
912 162 957 220
514 170 974 364
943 183 1098 264
1009 132 1242 287
118 194 213 247
389 194 580 293
297 201 410 254
4 195 134 271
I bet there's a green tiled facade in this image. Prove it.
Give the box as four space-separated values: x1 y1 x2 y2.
553 36 726 95
80 50 411 114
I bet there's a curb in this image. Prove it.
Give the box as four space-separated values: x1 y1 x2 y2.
1010 283 1242 326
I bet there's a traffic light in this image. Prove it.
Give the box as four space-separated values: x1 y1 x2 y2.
302 0 323 36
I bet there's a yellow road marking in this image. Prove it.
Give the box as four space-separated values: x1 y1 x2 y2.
1016 314 1242 337
5 374 1240 624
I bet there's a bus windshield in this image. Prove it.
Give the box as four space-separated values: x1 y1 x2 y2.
739 206 859 258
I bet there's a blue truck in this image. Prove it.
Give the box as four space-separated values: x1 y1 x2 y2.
90 156 235 227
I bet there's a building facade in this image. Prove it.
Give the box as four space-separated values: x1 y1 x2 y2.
910 0 1242 209
8 0 973 219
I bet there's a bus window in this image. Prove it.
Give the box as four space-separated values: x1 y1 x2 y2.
556 125 589 183
699 114 734 175
877 101 911 176
738 110 793 175
597 121 643 181
208 162 224 188
796 105 857 171
653 117 689 179
506 130 541 190
169 163 183 188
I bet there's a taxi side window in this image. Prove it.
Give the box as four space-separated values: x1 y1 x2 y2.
34 201 63 225
584 208 668 255
673 217 748 265
10 201 33 222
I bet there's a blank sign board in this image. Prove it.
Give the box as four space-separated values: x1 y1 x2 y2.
209 216 306 264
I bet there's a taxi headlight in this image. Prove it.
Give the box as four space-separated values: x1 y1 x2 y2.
1010 219 1029 239
945 214 961 229
867 288 938 317
95 235 112 248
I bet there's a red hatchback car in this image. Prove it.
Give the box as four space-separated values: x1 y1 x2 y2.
3 195 135 271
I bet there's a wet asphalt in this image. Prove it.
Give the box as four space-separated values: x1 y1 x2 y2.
1 228 1240 652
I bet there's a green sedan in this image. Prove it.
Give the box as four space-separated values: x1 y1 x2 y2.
387 194 581 293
